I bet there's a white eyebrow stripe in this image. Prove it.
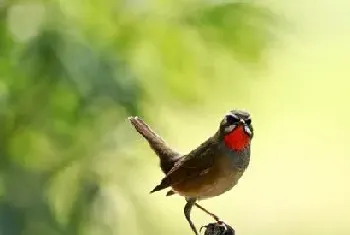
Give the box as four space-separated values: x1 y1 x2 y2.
226 113 239 120
225 125 236 133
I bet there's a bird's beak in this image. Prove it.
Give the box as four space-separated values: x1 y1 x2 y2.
238 119 252 136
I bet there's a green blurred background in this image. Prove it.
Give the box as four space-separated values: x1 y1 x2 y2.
0 0 349 235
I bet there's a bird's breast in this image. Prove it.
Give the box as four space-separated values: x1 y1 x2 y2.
196 168 244 200
221 143 251 170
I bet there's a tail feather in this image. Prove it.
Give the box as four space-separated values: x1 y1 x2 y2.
128 116 181 173
128 117 159 141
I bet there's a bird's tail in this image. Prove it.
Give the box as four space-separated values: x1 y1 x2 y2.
128 117 181 173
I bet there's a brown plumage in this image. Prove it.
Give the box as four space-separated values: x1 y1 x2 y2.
128 110 254 235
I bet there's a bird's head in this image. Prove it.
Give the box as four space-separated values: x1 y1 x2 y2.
219 110 254 151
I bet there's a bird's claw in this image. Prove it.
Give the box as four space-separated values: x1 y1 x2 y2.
200 225 208 233
200 220 224 231
217 220 225 225
214 221 228 233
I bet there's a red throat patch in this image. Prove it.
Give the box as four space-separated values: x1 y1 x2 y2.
224 125 251 151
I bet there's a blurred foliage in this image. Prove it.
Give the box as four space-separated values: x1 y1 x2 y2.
0 0 277 234
185 2 276 61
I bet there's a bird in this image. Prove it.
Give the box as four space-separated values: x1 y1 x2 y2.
128 110 254 235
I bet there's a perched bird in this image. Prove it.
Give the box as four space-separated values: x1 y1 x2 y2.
128 110 254 235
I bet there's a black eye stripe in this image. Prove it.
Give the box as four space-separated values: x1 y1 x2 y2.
226 115 240 124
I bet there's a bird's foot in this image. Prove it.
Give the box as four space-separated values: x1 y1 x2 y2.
200 221 235 235
216 220 225 226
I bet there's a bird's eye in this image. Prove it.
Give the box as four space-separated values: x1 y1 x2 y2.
226 115 240 124
245 118 252 125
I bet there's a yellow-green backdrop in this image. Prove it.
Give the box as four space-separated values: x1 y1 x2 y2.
0 0 349 235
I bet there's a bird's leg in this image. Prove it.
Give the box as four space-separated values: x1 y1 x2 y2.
184 198 199 235
196 204 229 235
195 203 221 222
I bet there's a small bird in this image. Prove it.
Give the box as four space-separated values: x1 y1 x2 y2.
128 110 254 235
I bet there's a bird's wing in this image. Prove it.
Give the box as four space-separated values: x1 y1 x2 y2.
150 136 217 193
